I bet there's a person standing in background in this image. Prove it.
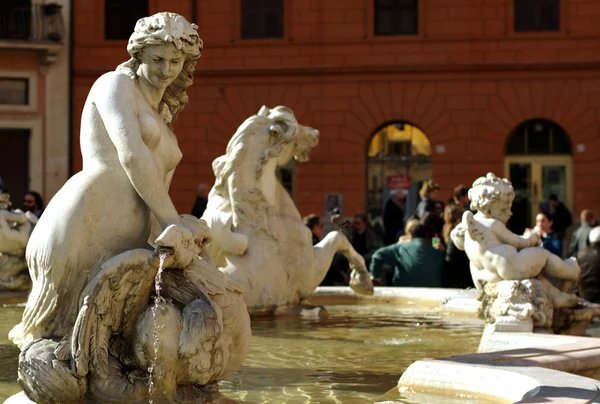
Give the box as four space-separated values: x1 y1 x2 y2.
383 190 405 245
414 180 440 220
23 191 44 218
548 194 572 242
304 214 323 245
450 185 470 211
569 210 596 257
351 213 382 268
370 223 445 287
442 204 474 288
577 226 600 303
530 211 563 257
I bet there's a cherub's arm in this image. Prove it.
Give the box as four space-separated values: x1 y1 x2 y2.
491 220 538 250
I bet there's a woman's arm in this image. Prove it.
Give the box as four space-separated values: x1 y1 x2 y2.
92 73 181 230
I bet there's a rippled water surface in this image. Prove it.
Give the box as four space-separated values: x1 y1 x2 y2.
0 303 487 403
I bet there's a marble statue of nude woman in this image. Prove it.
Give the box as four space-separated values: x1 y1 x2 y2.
10 12 203 347
6 14 252 404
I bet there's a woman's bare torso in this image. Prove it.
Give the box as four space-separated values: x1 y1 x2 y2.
23 71 183 337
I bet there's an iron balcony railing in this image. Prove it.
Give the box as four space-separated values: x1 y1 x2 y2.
0 3 65 42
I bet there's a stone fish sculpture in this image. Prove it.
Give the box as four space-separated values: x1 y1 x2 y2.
7 12 250 404
451 173 586 333
202 106 374 315
0 192 37 291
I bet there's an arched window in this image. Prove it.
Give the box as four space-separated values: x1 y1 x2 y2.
506 119 571 155
366 121 431 219
504 119 573 236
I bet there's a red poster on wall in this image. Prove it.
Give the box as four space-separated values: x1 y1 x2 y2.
387 175 411 190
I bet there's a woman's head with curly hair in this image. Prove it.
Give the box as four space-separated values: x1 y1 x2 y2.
116 12 203 126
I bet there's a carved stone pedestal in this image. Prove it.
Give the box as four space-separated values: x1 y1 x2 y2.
478 279 553 333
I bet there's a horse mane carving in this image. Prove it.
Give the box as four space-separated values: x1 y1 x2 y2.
209 106 300 233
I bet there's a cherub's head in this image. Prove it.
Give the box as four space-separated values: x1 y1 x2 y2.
469 173 514 224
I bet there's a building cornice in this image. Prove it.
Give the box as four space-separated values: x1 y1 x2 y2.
0 40 64 66
74 60 600 79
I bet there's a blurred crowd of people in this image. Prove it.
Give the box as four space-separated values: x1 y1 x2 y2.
305 181 476 290
0 178 45 219
305 180 600 304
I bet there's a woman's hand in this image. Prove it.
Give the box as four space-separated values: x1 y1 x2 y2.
155 223 197 269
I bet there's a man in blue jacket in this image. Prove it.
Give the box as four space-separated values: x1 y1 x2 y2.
370 223 445 287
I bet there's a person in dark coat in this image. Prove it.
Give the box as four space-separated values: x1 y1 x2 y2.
414 180 440 220
442 204 474 288
321 213 383 286
576 226 600 303
304 214 323 245
448 184 470 211
422 212 444 244
351 213 383 267
191 183 210 218
370 223 445 287
569 209 596 257
383 191 405 245
533 211 563 257
23 191 44 218
548 194 572 241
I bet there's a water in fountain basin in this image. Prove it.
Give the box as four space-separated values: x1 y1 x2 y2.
148 252 167 404
0 300 488 403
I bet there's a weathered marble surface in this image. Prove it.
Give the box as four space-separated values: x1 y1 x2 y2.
202 106 373 315
7 13 250 404
451 173 588 334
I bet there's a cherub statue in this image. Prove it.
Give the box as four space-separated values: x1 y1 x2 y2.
451 173 580 310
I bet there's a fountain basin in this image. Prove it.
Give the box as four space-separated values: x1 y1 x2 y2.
9 286 598 403
0 288 486 404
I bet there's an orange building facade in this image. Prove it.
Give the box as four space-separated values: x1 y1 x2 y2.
0 0 69 205
72 0 600 227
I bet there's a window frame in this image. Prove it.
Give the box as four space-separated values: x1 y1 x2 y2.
366 0 425 41
505 119 572 156
373 0 420 37
508 0 568 37
104 0 149 41
239 0 286 42
513 0 560 33
0 71 37 113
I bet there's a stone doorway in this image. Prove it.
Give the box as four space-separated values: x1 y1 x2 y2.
366 121 432 222
504 119 573 235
